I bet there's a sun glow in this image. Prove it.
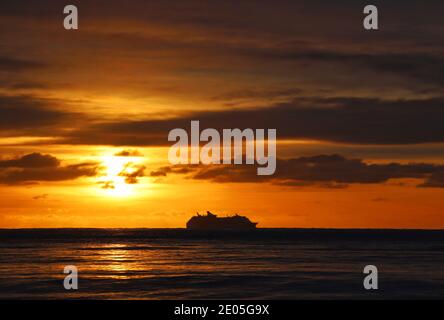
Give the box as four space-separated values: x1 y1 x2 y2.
98 155 143 198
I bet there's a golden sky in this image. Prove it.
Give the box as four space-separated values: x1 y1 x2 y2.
1 1 444 228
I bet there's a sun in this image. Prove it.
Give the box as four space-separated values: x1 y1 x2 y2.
98 155 142 198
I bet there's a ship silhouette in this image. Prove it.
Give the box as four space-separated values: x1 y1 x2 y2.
186 211 258 230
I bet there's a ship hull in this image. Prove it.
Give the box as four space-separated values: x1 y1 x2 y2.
186 222 257 230
186 213 257 230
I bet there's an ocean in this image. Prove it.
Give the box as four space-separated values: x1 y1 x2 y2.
0 228 443 299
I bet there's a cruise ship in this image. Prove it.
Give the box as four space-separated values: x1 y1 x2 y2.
186 211 258 230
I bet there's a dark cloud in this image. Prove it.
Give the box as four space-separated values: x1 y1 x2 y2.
258 50 444 87
0 152 59 168
418 171 444 188
150 166 195 177
0 95 79 136
1 81 48 90
1 2 443 150
114 150 142 157
2 94 441 146
0 153 99 185
98 181 115 189
211 88 304 102
273 154 437 184
33 194 49 200
150 166 172 177
1 1 443 100
152 154 444 188
59 96 444 146
0 56 45 72
118 163 145 184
